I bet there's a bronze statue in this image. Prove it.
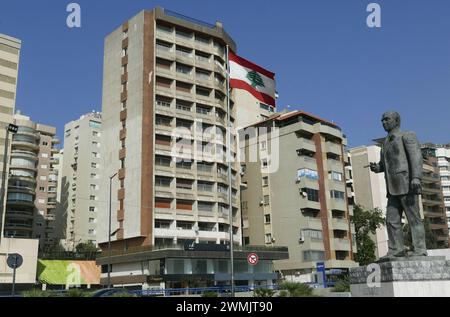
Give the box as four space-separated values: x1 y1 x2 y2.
370 111 427 259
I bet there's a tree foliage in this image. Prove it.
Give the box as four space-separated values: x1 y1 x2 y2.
278 282 313 297
403 218 439 250
351 204 385 265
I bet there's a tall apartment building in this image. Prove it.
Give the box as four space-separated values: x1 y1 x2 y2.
3 112 59 251
60 112 102 250
240 110 357 282
436 145 450 240
349 145 389 258
421 144 449 247
96 8 289 288
0 34 21 236
99 7 242 251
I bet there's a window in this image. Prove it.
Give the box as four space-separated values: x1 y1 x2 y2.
217 184 228 193
263 195 270 205
156 115 172 126
90 184 97 190
441 176 450 181
330 190 345 200
303 250 325 261
443 186 450 191
90 195 96 201
260 103 271 111
196 69 210 80
65 129 71 137
297 168 319 180
89 218 96 223
302 188 319 202
156 135 171 146
176 100 192 112
176 161 191 170
260 140 267 150
40 176 47 181
38 198 45 204
156 96 172 108
92 141 100 147
176 179 193 190
88 229 96 235
265 214 271 223
155 219 171 229
89 207 96 212
218 204 229 214
265 233 273 244
39 187 45 191
197 162 213 172
176 63 192 75
176 200 193 211
93 131 99 137
331 171 343 182
90 173 97 179
176 221 194 230
262 176 269 186
196 86 211 97
198 181 213 192
92 152 99 158
196 105 211 115
156 156 171 167
40 165 48 169
91 162 98 168
156 176 171 187
41 153 48 158
89 121 101 129
301 229 323 240
155 198 171 209
42 141 48 146
198 202 214 212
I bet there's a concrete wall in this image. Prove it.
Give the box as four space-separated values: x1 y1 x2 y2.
0 238 38 284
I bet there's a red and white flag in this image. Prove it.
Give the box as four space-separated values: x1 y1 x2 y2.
229 51 276 107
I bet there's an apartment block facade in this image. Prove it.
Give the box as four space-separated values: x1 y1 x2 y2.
240 111 357 281
436 145 450 240
60 112 102 250
3 112 59 251
99 7 243 252
0 34 21 236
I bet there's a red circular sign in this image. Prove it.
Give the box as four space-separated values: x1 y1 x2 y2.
247 253 259 266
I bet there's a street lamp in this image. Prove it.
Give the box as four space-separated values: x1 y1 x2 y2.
0 124 18 240
107 172 118 288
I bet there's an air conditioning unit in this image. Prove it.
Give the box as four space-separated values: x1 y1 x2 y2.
259 200 264 206
299 236 305 244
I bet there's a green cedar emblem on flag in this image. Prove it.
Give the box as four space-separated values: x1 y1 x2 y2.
246 70 265 89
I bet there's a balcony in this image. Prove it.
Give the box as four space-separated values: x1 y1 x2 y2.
120 109 127 121
304 217 323 230
298 138 316 153
327 159 343 173
332 218 350 231
326 142 342 156
333 238 351 251
5 210 34 220
300 199 321 211
298 156 317 170
120 128 127 140
329 198 347 212
317 124 343 139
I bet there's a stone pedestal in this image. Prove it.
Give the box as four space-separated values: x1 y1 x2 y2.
350 256 450 297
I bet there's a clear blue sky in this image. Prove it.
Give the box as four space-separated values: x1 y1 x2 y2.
1 0 450 147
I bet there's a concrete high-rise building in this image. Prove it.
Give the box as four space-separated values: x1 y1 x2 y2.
99 7 241 251
349 145 389 258
96 7 288 288
421 144 449 247
60 112 102 250
436 145 450 241
0 34 21 237
240 110 357 282
3 112 60 251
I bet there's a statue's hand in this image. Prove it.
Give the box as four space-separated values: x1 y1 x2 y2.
369 162 380 173
410 178 422 193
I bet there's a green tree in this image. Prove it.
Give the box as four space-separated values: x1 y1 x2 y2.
403 218 438 250
253 287 275 297
75 241 99 259
246 70 265 89
351 205 385 265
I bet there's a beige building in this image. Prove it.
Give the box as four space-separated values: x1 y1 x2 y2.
98 7 245 256
240 110 357 282
0 237 38 285
0 34 21 237
3 112 59 251
349 146 389 258
60 112 102 250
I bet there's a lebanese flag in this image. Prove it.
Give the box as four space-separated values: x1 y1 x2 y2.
229 51 276 107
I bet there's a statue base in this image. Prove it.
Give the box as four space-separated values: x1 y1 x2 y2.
349 256 450 297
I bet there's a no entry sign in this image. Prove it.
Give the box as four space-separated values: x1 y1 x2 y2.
247 253 259 266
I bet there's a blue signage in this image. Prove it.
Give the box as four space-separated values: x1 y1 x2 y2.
316 262 327 288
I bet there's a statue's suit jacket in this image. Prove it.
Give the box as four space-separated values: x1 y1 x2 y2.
378 130 423 196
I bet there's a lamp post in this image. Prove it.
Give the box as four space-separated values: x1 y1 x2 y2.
0 124 18 241
107 172 118 288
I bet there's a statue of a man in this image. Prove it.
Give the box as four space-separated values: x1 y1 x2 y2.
370 111 427 259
